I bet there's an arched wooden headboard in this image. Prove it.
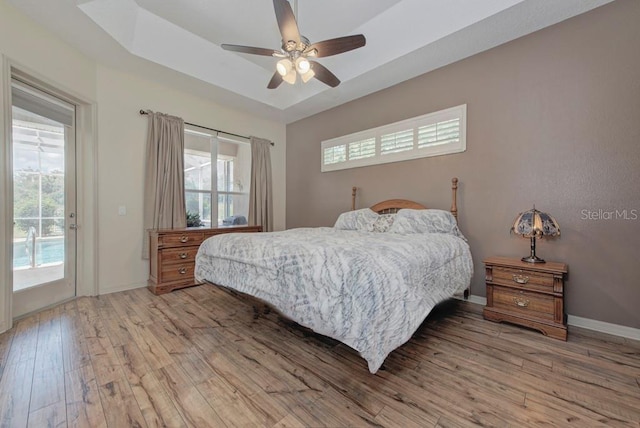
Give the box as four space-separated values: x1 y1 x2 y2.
351 177 459 221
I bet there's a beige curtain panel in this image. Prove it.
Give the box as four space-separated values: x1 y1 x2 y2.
248 136 274 232
142 111 187 259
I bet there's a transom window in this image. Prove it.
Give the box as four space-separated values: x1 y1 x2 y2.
184 129 250 227
321 104 466 172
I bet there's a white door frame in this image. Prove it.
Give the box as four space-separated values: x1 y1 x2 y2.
1 57 98 332
11 85 77 317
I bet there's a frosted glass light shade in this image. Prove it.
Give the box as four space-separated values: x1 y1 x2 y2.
276 59 293 76
282 69 297 84
295 57 310 74
301 69 315 83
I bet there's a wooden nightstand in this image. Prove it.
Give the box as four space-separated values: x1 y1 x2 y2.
148 225 261 295
483 256 568 340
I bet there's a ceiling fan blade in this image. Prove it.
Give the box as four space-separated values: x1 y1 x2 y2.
310 61 340 88
307 35 366 58
221 44 279 56
267 71 284 89
273 0 300 47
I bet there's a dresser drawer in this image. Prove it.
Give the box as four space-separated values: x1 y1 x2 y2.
160 261 196 283
492 286 554 321
160 232 204 248
149 226 262 295
492 266 554 293
160 246 199 264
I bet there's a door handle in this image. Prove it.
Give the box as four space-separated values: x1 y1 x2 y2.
70 224 79 230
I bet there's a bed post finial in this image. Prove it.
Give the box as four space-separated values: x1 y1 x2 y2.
451 177 458 221
351 187 357 211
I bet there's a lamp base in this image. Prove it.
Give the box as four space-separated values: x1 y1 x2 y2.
521 255 546 264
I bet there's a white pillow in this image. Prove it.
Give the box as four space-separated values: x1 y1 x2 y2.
334 208 378 231
388 209 465 239
365 213 396 233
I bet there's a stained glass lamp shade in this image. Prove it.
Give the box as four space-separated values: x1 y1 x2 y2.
510 206 560 263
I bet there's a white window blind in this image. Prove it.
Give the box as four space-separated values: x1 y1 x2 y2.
381 129 413 154
418 118 460 148
323 145 346 165
321 104 466 172
348 138 376 160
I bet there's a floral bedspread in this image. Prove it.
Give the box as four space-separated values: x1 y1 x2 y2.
195 227 473 373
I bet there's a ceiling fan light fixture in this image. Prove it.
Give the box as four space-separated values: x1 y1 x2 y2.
282 69 297 85
295 57 310 74
221 0 366 89
301 69 315 83
276 58 293 76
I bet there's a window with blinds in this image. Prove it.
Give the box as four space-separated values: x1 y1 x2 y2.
418 118 460 148
323 145 346 164
381 130 413 154
348 138 376 160
321 104 466 172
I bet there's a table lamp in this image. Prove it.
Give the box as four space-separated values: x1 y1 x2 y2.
510 206 560 263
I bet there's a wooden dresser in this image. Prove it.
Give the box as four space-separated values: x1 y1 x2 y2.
483 256 568 340
148 225 261 295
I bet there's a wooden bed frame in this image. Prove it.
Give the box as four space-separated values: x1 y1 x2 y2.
205 175 470 375
217 176 468 321
352 177 459 219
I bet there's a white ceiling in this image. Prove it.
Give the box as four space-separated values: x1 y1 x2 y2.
9 0 612 123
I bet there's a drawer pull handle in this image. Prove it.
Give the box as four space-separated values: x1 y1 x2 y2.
179 236 189 243
512 274 529 284
178 267 187 275
513 297 529 307
179 252 188 259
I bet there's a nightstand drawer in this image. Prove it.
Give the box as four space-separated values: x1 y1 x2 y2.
160 246 198 264
492 267 554 292
492 286 554 320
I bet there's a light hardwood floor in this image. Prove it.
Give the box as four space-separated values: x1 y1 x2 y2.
0 285 639 427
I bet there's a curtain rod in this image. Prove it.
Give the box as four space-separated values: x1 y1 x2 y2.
139 109 274 146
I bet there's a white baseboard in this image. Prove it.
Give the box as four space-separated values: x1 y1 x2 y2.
566 314 640 341
460 294 486 306
457 294 640 342
99 282 147 295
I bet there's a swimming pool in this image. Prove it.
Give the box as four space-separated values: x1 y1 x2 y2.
13 237 64 269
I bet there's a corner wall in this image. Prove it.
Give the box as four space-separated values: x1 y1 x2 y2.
96 65 286 293
0 0 287 326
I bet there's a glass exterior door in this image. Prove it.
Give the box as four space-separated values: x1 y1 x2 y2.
11 81 76 317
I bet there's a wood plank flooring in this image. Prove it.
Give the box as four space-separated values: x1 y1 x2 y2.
0 284 639 427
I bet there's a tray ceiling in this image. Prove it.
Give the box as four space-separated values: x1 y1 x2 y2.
9 0 612 123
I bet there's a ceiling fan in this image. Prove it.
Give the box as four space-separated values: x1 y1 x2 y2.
221 0 366 89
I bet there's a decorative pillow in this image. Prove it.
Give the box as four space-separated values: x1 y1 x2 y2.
366 213 396 233
388 209 465 239
334 208 379 231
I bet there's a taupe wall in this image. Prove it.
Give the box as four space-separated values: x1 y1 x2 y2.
286 0 640 329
